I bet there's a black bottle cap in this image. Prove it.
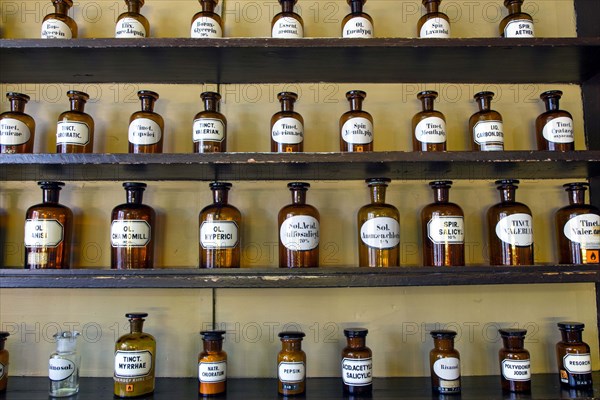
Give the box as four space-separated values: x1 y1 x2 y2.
210 182 232 191
201 91 221 101
288 182 310 190
0 332 10 339
499 328 527 337
557 321 584 331
66 90 89 101
504 0 523 7
279 331 305 339
200 330 226 339
277 92 298 102
344 328 368 338
6 92 30 102
474 91 495 100
137 90 159 100
429 180 452 188
495 179 519 188
366 178 390 186
346 90 367 100
38 181 65 190
563 182 588 191
347 0 366 5
126 312 148 319
417 90 438 100
540 90 563 100
123 182 147 190
430 330 457 339
56 0 74 7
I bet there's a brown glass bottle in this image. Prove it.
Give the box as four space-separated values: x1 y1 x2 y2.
0 92 35 154
191 0 223 38
340 90 373 152
198 330 227 396
470 91 504 151
418 0 450 38
342 0 373 38
536 90 574 151
278 182 320 268
278 331 306 396
272 0 304 38
56 91 94 154
271 92 304 153
116 0 149 38
413 91 446 151
556 322 592 388
358 178 400 267
114 313 156 398
129 90 164 154
111 183 155 269
487 180 534 266
500 0 534 38
430 330 460 394
41 0 77 39
342 328 372 396
199 182 241 268
0 332 9 392
193 92 227 153
25 181 73 269
499 329 531 393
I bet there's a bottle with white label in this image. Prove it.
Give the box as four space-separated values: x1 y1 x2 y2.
271 92 304 153
41 0 77 39
111 182 155 269
0 92 35 154
199 182 241 268
25 181 73 269
193 91 227 153
487 179 534 266
418 0 450 38
278 331 306 396
498 329 531 393
114 313 156 398
500 0 534 38
342 0 374 38
49 331 81 398
470 91 504 151
191 0 223 38
56 90 94 154
340 90 373 152
272 0 304 38
0 332 10 393
342 328 372 395
556 322 593 388
129 90 164 153
412 90 447 152
536 90 574 151
198 330 227 396
115 0 149 38
430 330 461 394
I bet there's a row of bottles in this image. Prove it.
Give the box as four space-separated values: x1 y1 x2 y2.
0 89 575 154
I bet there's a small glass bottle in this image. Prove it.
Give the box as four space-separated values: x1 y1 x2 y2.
498 329 531 393
193 92 227 153
25 181 73 269
0 332 9 393
271 92 304 153
536 90 574 151
111 182 155 269
129 90 164 154
342 0 373 38
470 91 504 151
199 182 241 268
418 0 450 38
114 313 156 398
56 90 94 154
278 331 306 396
412 91 446 152
500 0 534 38
41 0 77 39
556 322 593 388
198 330 227 397
487 179 534 266
279 182 320 268
49 331 81 398
191 0 223 38
358 178 400 267
340 90 373 152
115 0 149 38
0 92 35 154
430 330 461 394
341 328 372 396
272 0 303 38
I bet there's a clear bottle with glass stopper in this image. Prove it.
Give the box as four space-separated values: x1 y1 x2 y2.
342 328 372 396
536 90 574 151
193 92 227 153
470 91 504 151
0 332 9 393
42 0 77 39
191 0 223 38
116 0 149 38
500 0 534 38
271 92 304 153
56 90 94 154
340 90 373 152
413 91 446 151
430 330 461 394
498 329 531 393
129 90 164 154
49 331 81 398
278 331 306 396
342 0 373 38
418 0 450 38
556 322 593 389
0 92 35 154
198 330 227 396
272 0 303 38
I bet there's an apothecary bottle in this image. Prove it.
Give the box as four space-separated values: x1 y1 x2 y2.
114 313 156 398
430 330 461 394
49 331 81 398
193 92 227 153
198 330 227 396
413 91 446 151
279 182 320 268
556 322 592 388
0 332 9 393
1 92 35 154
340 90 373 152
271 92 304 153
116 0 149 38
498 329 531 393
500 0 534 38
41 0 77 39
487 180 534 266
342 328 372 395
191 0 223 38
536 90 574 151
278 331 306 396
470 91 504 151
111 182 155 269
358 178 400 267
418 0 450 38
199 182 241 268
56 91 94 153
25 181 73 269
342 0 373 38
129 90 164 154
272 0 303 38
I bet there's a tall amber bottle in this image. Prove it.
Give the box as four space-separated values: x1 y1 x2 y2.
272 0 304 38
198 330 227 396
412 91 446 151
25 181 73 269
114 313 156 398
0 332 9 393
556 322 592 388
193 92 227 153
470 91 504 151
111 183 155 269
278 182 320 268
342 0 373 38
191 0 223 38
41 0 77 39
342 328 372 396
499 329 531 393
0 92 35 154
199 182 241 268
56 91 94 154
340 90 373 152
500 0 534 38
278 332 306 396
115 0 149 38
536 90 574 151
129 90 164 154
357 178 400 267
429 330 461 394
418 0 450 38
271 92 304 153
487 179 534 266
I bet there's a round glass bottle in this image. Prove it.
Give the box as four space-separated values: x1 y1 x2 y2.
498 329 531 393
271 92 304 153
129 90 164 154
429 330 461 394
272 0 303 38
340 90 373 152
412 91 446 151
49 331 81 397
470 91 504 151
56 90 94 153
556 322 592 388
0 332 9 393
193 91 227 153
278 331 306 396
500 0 534 38
418 0 450 38
342 0 373 38
191 0 223 38
536 90 574 151
198 330 227 397
41 0 77 39
116 0 149 38
341 328 372 396
0 92 35 154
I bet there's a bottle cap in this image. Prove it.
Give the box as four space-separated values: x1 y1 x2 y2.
279 331 305 340
474 91 495 100
209 182 232 191
365 178 390 186
54 331 80 353
123 182 147 190
126 312 149 319
6 92 30 102
288 182 310 190
200 330 226 339
417 90 438 100
201 91 222 101
346 90 367 100
430 330 457 339
504 0 523 7
278 0 298 5
277 92 298 102
38 181 65 190
54 0 74 8
137 90 159 100
347 0 366 5
66 90 90 101
499 328 527 337
557 321 584 331
343 328 368 338
429 180 452 188
0 332 10 339
563 182 588 191
495 179 519 188
540 90 563 100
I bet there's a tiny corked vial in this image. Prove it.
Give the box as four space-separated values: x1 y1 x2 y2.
498 329 531 393
340 90 373 152
129 90 164 154
418 0 450 38
412 91 447 151
0 332 10 392
0 92 35 154
342 0 374 38
500 0 534 38
49 331 81 398
429 330 461 394
470 91 504 151
271 92 304 153
272 0 303 38
536 90 574 151
115 0 149 38
341 328 372 396
198 330 227 396
56 90 94 154
278 331 306 396
556 322 593 388
41 0 77 39
191 0 223 38
193 91 227 153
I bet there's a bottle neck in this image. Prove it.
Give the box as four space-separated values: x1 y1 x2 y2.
425 1 440 13
54 2 70 15
281 0 295 13
70 98 86 112
10 98 26 113
499 187 516 203
560 330 583 343
507 2 522 14
421 97 435 111
291 189 306 204
204 98 218 112
544 97 559 111
350 0 363 14
0 340 6 351
281 340 302 352
502 336 525 350
201 0 215 13
346 337 366 348
349 97 363 111
140 97 155 112
568 189 585 206
43 188 61 204
477 96 491 112
126 189 144 204
126 1 142 13
203 339 223 353
433 338 454 351
281 98 295 112
212 188 229 204
130 319 145 334
369 185 387 204
433 187 449 203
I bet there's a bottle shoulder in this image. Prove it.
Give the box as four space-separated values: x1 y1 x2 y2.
279 204 320 218
112 203 156 216
487 202 532 215
200 204 242 218
422 202 464 216
194 110 227 123
412 110 445 123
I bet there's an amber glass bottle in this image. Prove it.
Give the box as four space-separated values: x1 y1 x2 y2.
470 91 504 151
114 313 156 398
271 92 304 153
198 330 227 397
556 322 593 388
0 332 9 393
278 332 306 396
41 0 77 39
191 0 223 38
56 91 94 154
342 0 373 38
129 90 164 154
272 0 304 38
0 92 35 154
413 91 446 151
342 328 372 396
199 182 241 268
193 92 227 153
111 183 155 269
25 182 73 269
340 90 373 152
500 0 534 38
418 0 450 38
116 0 149 38
487 180 534 266
430 330 460 394
536 90 574 151
499 329 531 393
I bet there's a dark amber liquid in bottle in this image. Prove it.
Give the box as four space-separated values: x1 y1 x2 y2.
342 0 373 38
191 0 223 38
536 90 574 151
116 0 149 38
41 0 77 38
129 90 164 154
340 90 373 152
430 330 461 394
417 0 450 38
56 91 94 154
0 92 35 154
342 328 372 395
198 330 227 396
271 92 304 153
555 322 593 388
278 332 306 396
470 91 504 151
500 0 534 38
0 332 10 392
194 92 227 153
499 329 531 393
412 91 446 151
272 0 304 38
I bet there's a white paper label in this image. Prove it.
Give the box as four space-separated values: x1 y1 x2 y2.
129 118 162 145
0 118 31 146
198 360 227 383
41 19 72 39
543 117 574 144
564 214 600 249
272 17 303 38
501 359 531 381
504 19 534 38
495 213 533 246
193 118 225 142
415 117 446 144
200 221 239 249
563 354 592 374
191 16 223 38
278 361 305 383
473 120 504 151
342 17 373 38
111 220 151 247
342 358 372 386
114 350 152 378
420 18 450 38
433 357 460 380
280 215 319 251
427 216 464 244
360 217 400 249
49 358 75 381
115 17 147 38
272 117 303 144
341 117 373 144
57 121 90 146
24 219 64 248
0 362 6 379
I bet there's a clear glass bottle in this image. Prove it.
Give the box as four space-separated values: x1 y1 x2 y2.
49 331 81 398
41 0 77 39
129 90 164 154
199 182 241 268
115 0 149 38
342 0 373 38
536 90 574 151
430 330 460 394
272 0 304 38
0 332 9 393
111 182 155 269
342 328 372 396
56 90 94 154
198 330 227 397
114 313 156 398
191 0 223 38
470 91 504 151
271 92 304 153
412 91 446 151
193 92 227 153
498 329 531 393
487 179 534 266
278 331 306 396
556 322 592 389
25 181 73 269
278 182 320 268
0 92 35 154
357 178 400 267
418 0 450 38
500 0 534 38
340 90 373 152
